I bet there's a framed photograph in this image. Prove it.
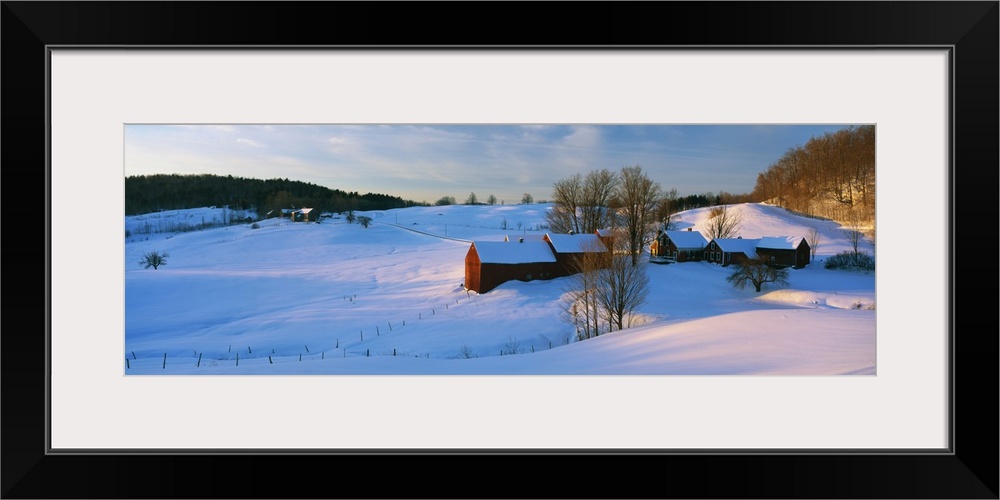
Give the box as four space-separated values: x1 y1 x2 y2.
5 2 997 498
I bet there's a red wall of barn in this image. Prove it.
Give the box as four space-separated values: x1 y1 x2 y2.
477 262 561 293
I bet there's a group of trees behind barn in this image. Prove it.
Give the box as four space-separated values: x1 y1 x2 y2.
125 174 428 217
750 125 875 224
548 166 660 338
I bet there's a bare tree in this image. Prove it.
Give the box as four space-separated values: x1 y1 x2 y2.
704 204 744 240
562 243 608 340
357 215 373 228
580 168 618 233
562 233 649 337
139 251 169 270
548 169 620 235
615 165 662 266
465 192 478 205
546 173 584 233
843 212 865 259
656 188 679 230
486 194 497 205
726 257 790 293
595 235 650 331
806 227 822 261
520 192 534 204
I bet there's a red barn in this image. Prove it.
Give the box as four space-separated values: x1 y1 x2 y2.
464 240 559 293
465 232 612 294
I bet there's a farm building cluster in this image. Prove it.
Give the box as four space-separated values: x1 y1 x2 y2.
464 232 613 293
265 207 315 222
465 227 810 294
650 228 810 268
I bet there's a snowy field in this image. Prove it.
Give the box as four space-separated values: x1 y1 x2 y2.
124 202 876 375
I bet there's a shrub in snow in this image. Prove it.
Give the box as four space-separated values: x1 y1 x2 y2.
824 251 875 272
139 251 169 270
726 257 790 293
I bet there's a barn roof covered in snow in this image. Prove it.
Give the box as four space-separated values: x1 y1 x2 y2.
712 237 761 257
665 230 709 249
544 233 607 254
471 241 558 264
757 236 804 250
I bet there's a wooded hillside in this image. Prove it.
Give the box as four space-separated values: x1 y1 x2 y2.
751 125 875 225
125 174 425 216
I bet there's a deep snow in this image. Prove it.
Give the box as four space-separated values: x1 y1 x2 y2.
124 202 876 375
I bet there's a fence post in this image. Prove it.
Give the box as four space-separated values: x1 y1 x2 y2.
162 353 167 369
197 353 203 367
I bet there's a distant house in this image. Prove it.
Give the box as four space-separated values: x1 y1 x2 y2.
755 236 810 268
650 229 708 263
705 237 761 266
270 207 314 222
464 240 559 293
465 231 610 293
291 208 314 222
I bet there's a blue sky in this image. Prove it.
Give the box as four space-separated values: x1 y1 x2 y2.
124 124 855 204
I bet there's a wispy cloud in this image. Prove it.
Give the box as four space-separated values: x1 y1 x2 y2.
125 124 853 203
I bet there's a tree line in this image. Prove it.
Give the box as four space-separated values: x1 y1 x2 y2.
750 125 875 224
125 174 428 216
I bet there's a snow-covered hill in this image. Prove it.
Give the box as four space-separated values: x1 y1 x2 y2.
123 202 875 375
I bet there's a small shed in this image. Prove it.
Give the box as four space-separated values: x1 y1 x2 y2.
464 240 559 293
706 237 761 266
756 236 811 268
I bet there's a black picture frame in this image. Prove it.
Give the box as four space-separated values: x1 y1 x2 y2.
4 2 997 498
